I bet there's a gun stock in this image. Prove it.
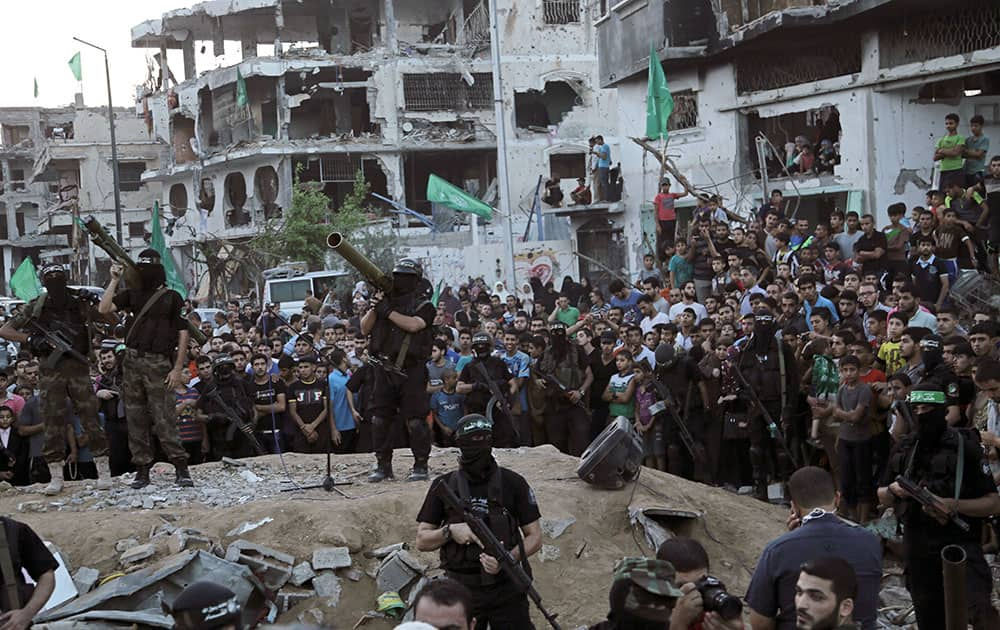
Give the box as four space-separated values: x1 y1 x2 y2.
895 475 970 532
83 216 207 345
205 389 267 456
326 232 393 293
435 480 561 630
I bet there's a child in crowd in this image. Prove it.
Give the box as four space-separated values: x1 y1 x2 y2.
830 355 874 522
430 370 465 446
175 371 204 465
604 351 636 422
633 358 666 471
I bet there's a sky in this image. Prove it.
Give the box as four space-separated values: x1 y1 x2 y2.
0 0 241 109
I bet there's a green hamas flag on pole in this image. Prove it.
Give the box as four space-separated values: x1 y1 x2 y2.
645 43 673 141
151 202 187 298
426 174 494 221
236 67 248 107
9 258 41 302
68 52 82 82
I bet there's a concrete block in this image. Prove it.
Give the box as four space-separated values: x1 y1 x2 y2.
312 571 342 605
311 547 351 571
120 543 156 566
72 567 100 594
290 561 316 587
277 585 315 613
376 550 423 594
115 537 140 553
225 540 295 566
225 539 294 590
541 517 576 539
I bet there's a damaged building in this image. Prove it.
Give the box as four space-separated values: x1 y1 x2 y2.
133 0 618 289
597 0 1000 273
0 105 161 292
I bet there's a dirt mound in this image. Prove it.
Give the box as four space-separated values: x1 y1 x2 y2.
4 446 786 628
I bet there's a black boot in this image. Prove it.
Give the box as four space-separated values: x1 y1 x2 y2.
368 458 394 483
174 462 194 487
131 465 151 490
407 461 429 482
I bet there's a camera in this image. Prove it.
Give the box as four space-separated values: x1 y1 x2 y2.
694 575 743 620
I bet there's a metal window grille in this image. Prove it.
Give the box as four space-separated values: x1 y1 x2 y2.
543 0 581 24
735 41 861 94
879 1 1000 68
403 73 493 111
462 1 490 46
320 156 363 183
668 91 698 131
119 162 146 192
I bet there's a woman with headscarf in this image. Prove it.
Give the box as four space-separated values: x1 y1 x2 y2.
560 275 584 308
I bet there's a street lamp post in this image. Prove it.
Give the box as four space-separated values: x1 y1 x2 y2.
73 37 123 245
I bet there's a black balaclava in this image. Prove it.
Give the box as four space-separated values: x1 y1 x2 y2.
455 414 495 482
550 322 568 361
920 334 944 373
137 249 166 290
910 385 949 446
751 310 776 354
391 272 418 297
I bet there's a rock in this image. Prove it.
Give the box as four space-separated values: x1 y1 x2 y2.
277 586 315 614
225 540 294 590
115 537 140 553
312 571 342 604
141 497 155 510
879 585 912 609
168 529 214 555
290 562 316 587
222 457 246 467
312 547 351 570
344 568 364 582
72 567 100 594
539 544 561 562
17 501 46 513
365 542 407 559
541 517 576 540
0 481 15 496
120 543 156 566
239 470 262 484
297 608 324 626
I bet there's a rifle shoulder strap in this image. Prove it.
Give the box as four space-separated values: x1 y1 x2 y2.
778 341 787 411
0 520 20 612
125 288 169 346
954 430 964 501
394 299 432 369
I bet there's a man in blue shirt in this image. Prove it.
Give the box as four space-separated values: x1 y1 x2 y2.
591 135 611 202
608 279 643 325
797 275 839 331
498 329 531 444
746 466 881 630
327 349 360 453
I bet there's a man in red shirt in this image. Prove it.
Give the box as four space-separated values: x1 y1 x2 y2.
655 179 687 261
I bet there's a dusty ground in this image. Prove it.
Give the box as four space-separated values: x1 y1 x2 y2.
3 446 787 628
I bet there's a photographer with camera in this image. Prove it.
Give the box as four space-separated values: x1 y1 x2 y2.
656 538 746 630
746 467 881 630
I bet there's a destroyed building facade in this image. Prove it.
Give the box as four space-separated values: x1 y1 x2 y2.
596 0 1000 275
0 106 161 292
133 0 617 290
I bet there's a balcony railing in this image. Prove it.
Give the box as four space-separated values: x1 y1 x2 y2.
543 0 581 25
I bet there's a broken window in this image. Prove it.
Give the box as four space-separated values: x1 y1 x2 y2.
44 122 74 140
668 92 698 131
319 156 362 183
1 125 30 147
224 173 250 227
403 149 496 215
663 0 714 47
294 155 387 213
736 37 861 94
118 162 147 192
10 169 25 192
199 178 216 214
880 0 1000 68
172 115 197 164
254 166 281 220
550 153 587 182
403 73 493 112
169 183 189 218
128 221 147 240
543 0 581 25
515 81 581 129
747 106 841 180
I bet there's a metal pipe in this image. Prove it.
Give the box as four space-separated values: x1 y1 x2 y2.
487 0 517 290
942 544 968 630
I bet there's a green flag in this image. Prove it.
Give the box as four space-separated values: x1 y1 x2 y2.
645 43 673 141
427 174 493 221
10 258 41 302
151 202 187 298
68 52 82 82
33 78 38 98
236 67 248 107
431 279 443 307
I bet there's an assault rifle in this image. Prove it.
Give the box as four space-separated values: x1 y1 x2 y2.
202 387 266 456
435 480 561 630
532 367 587 409
472 361 512 421
729 359 801 468
27 320 90 369
81 216 207 345
649 379 702 461
895 475 970 532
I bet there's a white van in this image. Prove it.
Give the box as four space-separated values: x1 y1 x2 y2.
263 270 348 313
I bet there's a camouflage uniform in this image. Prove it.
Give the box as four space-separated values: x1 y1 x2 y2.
122 350 188 465
8 292 107 464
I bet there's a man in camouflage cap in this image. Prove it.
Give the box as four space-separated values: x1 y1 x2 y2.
588 557 683 629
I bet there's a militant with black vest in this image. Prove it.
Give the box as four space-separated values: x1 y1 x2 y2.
435 480 562 630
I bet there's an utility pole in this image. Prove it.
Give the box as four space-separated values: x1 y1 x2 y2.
73 37 123 245
488 0 517 290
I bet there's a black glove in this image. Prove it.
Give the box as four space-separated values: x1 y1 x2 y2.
374 298 392 319
26 335 53 355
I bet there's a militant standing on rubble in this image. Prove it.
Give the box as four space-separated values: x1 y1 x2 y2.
877 383 1000 629
457 332 519 447
416 414 543 629
0 263 114 495
361 257 435 482
99 251 193 489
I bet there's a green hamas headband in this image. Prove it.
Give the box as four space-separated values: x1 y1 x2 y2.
908 389 946 405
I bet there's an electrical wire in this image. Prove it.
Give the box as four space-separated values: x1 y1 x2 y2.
259 315 307 491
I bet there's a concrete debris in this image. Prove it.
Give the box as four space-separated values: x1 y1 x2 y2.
290 562 317 587
115 537 140 553
225 540 294 590
629 507 701 553
167 529 215 555
376 549 426 596
539 545 561 563
312 571 342 604
344 568 364 582
311 547 351 571
365 542 407 559
119 543 157 566
221 457 246 467
541 517 576 540
239 470 262 484
72 566 100 594
17 500 46 513
297 607 325 626
226 517 274 537
276 585 315 614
